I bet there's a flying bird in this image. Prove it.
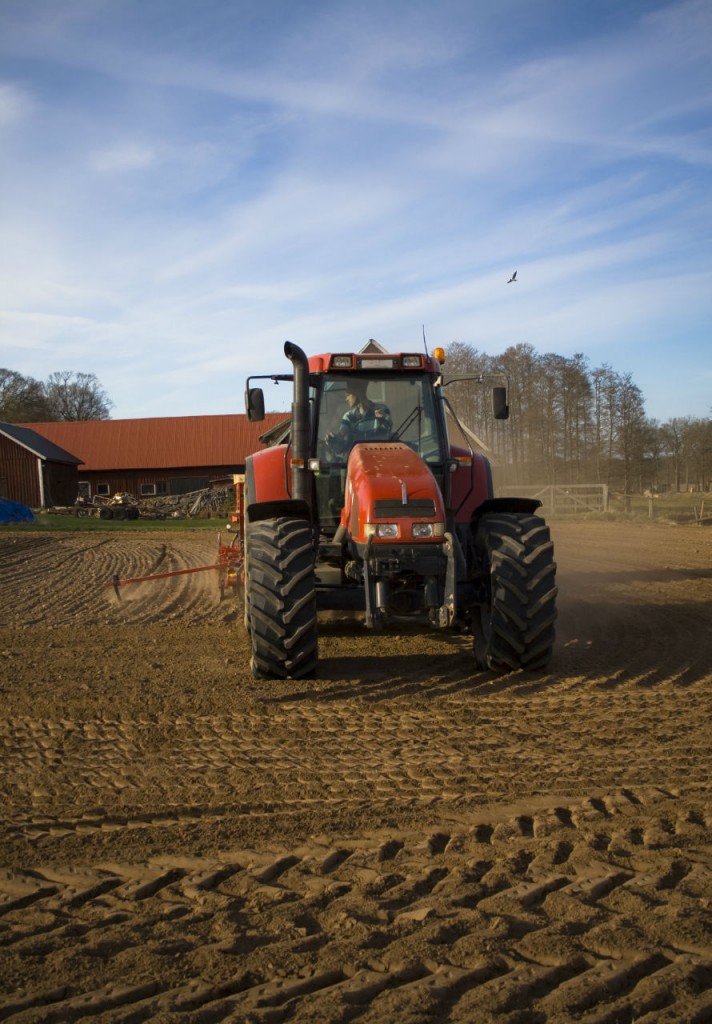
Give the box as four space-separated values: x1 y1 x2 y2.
507 271 517 283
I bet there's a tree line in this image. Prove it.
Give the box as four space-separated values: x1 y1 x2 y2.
0 369 113 422
444 342 710 493
3 351 710 493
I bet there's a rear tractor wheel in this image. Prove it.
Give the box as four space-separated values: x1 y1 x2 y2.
245 516 318 679
473 513 557 673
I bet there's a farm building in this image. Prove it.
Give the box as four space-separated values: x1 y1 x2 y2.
17 413 287 503
0 422 82 507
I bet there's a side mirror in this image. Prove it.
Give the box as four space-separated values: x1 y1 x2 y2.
492 386 509 420
245 387 265 422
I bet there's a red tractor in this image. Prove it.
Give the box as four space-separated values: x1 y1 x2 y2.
243 342 557 679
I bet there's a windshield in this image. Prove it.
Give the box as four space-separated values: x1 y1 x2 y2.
314 373 445 465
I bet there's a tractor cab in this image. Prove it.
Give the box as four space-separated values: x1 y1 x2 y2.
312 369 447 533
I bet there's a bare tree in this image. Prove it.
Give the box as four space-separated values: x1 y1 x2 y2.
497 343 539 478
44 371 113 420
591 365 619 487
0 369 52 422
687 417 712 491
616 373 646 505
640 418 664 492
562 353 592 483
659 418 687 492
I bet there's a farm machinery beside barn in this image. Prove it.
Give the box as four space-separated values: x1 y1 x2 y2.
77 492 140 520
48 493 140 519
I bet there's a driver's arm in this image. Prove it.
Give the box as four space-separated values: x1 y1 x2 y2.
325 412 352 450
374 403 392 433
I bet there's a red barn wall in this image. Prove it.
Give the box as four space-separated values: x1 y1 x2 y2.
77 465 242 499
0 434 41 506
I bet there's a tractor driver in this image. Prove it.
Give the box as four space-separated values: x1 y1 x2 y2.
325 379 392 456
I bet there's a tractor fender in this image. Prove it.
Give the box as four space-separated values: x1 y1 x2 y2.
247 499 311 525
471 496 543 524
246 446 290 503
245 447 311 524
449 447 495 523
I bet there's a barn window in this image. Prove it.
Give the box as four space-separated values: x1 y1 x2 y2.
96 483 110 496
140 481 167 496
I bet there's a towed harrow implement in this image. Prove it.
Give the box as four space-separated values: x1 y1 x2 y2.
106 477 246 601
106 533 243 601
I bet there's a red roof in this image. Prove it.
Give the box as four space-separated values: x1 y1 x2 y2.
22 414 288 471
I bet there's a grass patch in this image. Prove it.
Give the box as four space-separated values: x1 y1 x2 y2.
0 514 226 533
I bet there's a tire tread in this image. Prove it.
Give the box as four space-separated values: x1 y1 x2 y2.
474 513 558 673
246 517 318 679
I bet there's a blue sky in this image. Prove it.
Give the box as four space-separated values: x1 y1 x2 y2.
0 0 710 423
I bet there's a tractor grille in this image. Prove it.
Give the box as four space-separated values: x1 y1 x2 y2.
374 498 436 519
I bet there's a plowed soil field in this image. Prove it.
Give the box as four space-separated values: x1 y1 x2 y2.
1 520 711 1023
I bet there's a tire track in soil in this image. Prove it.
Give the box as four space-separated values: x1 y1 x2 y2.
1 792 711 1023
1 522 711 1022
3 681 711 816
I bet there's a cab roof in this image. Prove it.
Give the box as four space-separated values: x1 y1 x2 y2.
306 352 443 374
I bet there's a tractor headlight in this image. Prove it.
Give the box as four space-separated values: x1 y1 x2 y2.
412 522 434 538
412 522 445 538
364 523 399 539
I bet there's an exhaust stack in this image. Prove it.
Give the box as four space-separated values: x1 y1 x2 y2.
284 341 311 511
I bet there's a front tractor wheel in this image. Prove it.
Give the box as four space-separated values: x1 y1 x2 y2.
473 513 557 673
245 517 318 679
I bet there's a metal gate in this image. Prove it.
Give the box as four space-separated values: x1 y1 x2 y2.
499 484 608 515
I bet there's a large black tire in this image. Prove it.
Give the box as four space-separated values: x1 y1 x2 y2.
245 517 318 679
473 513 557 673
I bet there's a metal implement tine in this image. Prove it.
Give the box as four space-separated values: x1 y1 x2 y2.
105 563 221 589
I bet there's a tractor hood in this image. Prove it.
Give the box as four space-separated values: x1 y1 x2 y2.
342 442 446 544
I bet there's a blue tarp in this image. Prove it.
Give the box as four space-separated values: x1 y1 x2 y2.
0 498 35 523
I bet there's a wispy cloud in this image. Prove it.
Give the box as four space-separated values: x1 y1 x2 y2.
0 80 34 125
90 142 158 173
